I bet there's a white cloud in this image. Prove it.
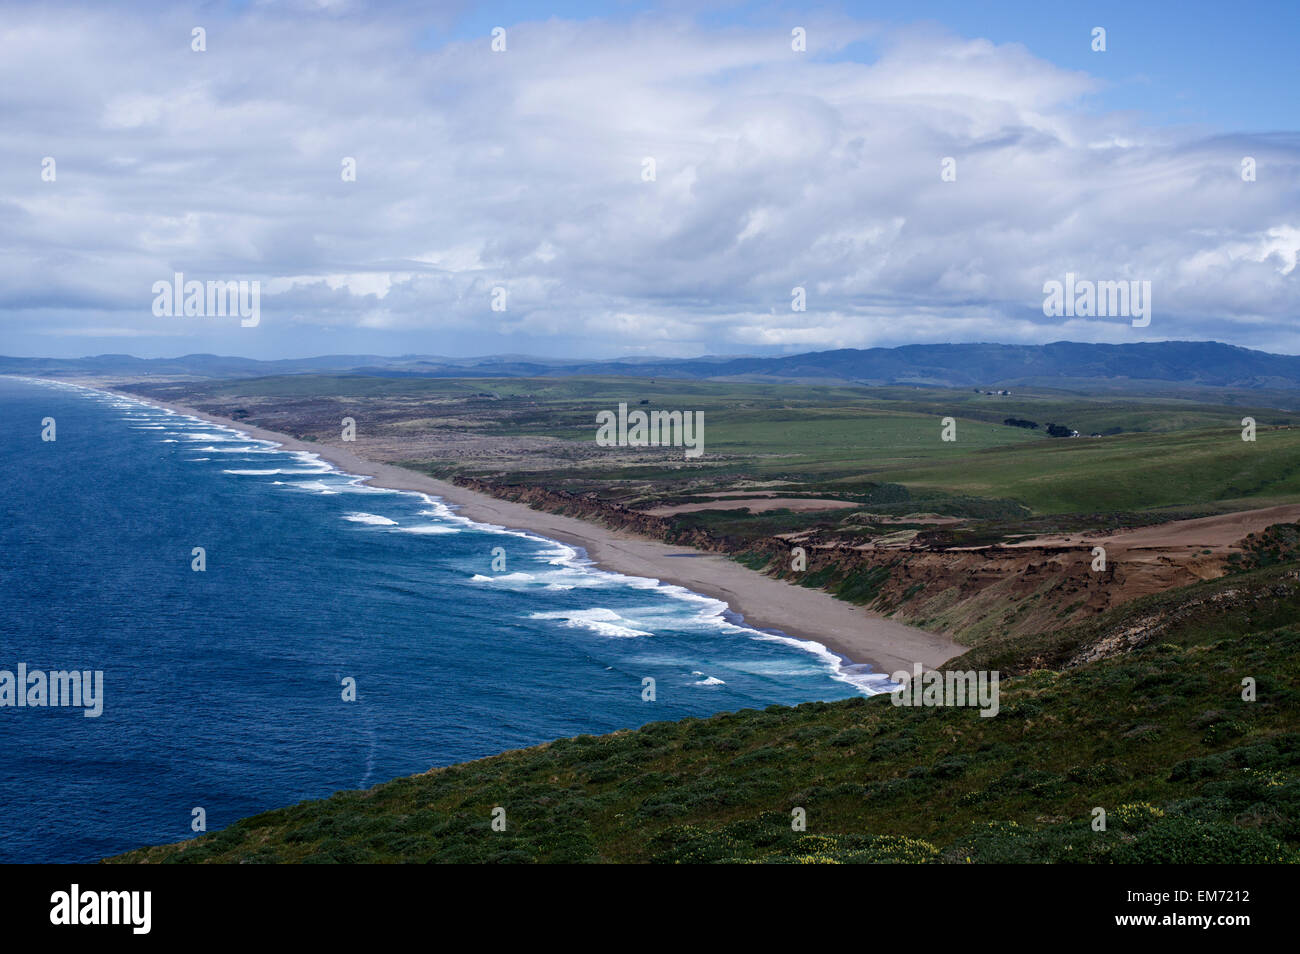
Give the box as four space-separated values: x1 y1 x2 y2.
0 3 1296 358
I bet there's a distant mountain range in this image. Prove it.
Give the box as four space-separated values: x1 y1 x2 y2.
4 341 1300 391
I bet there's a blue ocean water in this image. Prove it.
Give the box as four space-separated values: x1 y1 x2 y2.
0 377 885 862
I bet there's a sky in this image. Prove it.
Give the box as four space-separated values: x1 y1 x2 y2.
1 0 1297 359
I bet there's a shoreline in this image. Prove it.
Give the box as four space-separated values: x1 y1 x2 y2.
95 382 964 676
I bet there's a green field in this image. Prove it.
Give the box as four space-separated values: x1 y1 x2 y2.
878 425 1300 514
134 373 1300 521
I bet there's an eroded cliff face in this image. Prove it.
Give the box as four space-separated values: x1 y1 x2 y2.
1063 571 1300 667
807 544 1224 644
456 478 727 551
451 477 1235 646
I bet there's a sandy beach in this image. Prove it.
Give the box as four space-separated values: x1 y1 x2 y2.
104 387 963 676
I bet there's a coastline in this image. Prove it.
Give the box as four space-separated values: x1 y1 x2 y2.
101 384 964 676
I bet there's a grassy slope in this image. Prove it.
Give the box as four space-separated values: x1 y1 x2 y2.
112 564 1300 864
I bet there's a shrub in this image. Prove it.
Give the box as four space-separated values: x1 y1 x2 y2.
1112 802 1164 830
1113 817 1288 863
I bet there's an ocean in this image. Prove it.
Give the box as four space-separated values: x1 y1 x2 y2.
0 376 886 862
